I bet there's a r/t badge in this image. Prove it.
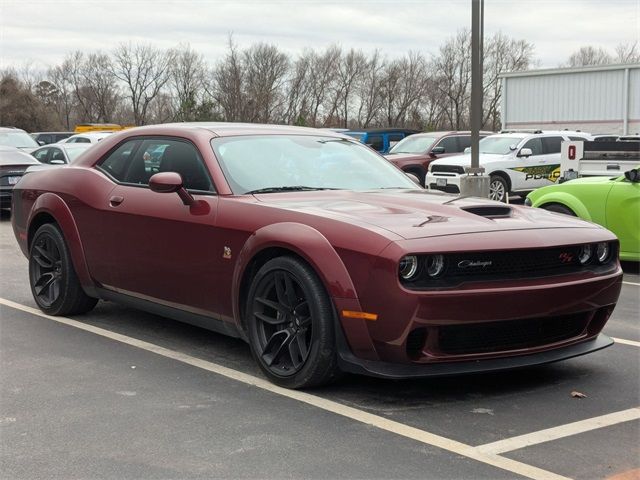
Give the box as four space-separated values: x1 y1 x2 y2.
223 246 232 260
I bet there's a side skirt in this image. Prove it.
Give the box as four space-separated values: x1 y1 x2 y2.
95 287 243 340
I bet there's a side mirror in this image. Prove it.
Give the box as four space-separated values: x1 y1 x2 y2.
149 172 194 205
624 169 640 183
518 148 533 158
431 146 445 155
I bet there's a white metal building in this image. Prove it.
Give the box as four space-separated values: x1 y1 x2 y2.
500 64 640 135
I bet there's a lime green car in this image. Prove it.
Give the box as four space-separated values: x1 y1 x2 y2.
526 168 640 261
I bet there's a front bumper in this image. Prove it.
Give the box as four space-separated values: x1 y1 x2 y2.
426 172 463 194
336 333 613 379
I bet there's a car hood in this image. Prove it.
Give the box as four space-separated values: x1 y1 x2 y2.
254 190 594 240
563 175 620 185
384 152 427 161
431 153 506 167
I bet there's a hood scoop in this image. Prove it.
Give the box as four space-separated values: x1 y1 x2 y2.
460 205 513 219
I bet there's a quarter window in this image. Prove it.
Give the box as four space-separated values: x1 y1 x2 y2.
366 134 384 151
457 136 472 151
34 148 50 162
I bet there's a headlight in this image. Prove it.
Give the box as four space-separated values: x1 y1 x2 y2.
399 255 419 280
524 197 532 207
426 254 445 277
578 245 592 264
596 242 610 263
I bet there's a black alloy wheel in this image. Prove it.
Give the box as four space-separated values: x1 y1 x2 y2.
29 223 98 316
246 256 339 389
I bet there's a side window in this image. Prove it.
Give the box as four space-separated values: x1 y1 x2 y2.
457 136 472 151
34 148 50 162
569 136 588 141
435 136 459 153
76 137 91 143
98 138 214 192
542 136 563 154
521 138 543 156
39 134 52 144
50 148 66 163
366 134 384 152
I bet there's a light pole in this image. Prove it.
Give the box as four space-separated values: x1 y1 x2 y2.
460 0 490 198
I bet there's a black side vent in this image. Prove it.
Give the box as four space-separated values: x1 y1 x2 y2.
461 206 512 218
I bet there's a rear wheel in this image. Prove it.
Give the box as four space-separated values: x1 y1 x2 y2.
246 256 339 389
542 203 576 216
29 223 98 316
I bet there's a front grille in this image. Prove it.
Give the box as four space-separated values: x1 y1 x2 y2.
402 244 617 289
431 165 465 174
438 312 590 355
429 183 460 194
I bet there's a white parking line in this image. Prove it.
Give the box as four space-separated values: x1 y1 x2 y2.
622 281 640 286
613 337 640 348
0 297 570 480
477 407 640 454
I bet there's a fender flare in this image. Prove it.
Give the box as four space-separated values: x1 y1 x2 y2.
232 222 358 321
532 192 592 221
28 193 97 295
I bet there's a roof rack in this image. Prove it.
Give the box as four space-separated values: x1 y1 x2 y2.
499 129 543 134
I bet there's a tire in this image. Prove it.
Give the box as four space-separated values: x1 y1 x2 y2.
405 169 425 187
29 223 98 316
542 204 576 216
489 175 509 202
245 256 339 389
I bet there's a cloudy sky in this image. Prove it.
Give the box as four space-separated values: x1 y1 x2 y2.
1 0 638 71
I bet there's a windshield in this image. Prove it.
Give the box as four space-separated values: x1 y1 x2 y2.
0 131 39 148
211 135 417 194
389 135 436 154
478 135 525 155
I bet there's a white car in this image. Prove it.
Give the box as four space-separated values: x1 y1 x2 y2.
58 131 114 144
425 131 591 202
31 143 93 165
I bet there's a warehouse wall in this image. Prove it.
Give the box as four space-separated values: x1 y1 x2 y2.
501 65 640 135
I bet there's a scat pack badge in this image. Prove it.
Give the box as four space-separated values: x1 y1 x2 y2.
223 246 232 260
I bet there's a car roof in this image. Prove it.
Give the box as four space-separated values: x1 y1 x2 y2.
345 128 420 134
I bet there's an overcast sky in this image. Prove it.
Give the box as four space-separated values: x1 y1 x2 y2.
1 0 638 72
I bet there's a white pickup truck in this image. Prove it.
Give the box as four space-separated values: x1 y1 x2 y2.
560 140 640 182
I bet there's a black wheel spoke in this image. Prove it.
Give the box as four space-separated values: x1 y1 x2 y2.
255 296 288 315
254 311 286 326
261 329 294 367
33 245 54 268
283 273 298 307
34 272 56 297
289 329 309 369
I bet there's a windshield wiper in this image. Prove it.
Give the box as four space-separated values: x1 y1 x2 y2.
245 186 340 194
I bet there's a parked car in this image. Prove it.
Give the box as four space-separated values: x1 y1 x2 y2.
0 146 40 208
345 128 418 153
384 131 493 186
525 167 640 262
12 123 622 388
59 132 114 144
31 143 93 165
0 127 40 152
30 132 74 145
426 130 591 202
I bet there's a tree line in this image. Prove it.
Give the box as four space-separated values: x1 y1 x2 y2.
1 33 637 133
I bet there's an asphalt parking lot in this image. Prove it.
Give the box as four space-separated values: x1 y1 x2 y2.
1 211 638 480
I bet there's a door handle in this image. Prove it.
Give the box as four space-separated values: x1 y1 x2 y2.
109 195 124 206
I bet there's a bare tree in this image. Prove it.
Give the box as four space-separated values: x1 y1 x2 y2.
168 43 207 121
211 36 247 122
615 41 640 64
566 45 613 67
282 51 312 125
111 43 173 125
48 64 76 129
355 50 385 128
307 45 341 126
243 43 289 123
330 49 367 128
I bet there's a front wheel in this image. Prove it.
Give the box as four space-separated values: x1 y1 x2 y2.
29 223 98 316
245 256 339 389
489 175 509 202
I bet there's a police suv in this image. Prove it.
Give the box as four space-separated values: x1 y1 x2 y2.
425 130 591 202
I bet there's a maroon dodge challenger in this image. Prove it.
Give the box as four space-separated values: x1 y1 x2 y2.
11 123 622 388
